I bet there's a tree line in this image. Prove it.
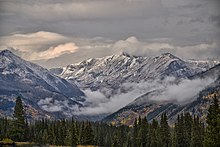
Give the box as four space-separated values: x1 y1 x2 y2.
0 95 220 147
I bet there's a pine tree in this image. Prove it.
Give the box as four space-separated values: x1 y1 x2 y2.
184 112 192 146
172 125 177 147
80 121 85 144
139 117 148 147
204 95 220 147
41 129 48 145
59 119 66 145
136 116 142 146
65 120 77 146
0 117 9 139
133 118 138 147
52 122 58 145
97 127 105 146
175 114 185 147
118 125 127 146
149 119 161 147
70 120 77 146
10 96 26 141
84 121 94 145
112 131 121 147
160 113 171 147
125 131 133 147
191 116 204 147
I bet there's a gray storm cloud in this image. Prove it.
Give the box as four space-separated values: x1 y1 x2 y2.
0 0 219 58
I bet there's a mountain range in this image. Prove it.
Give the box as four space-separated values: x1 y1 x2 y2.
0 49 219 124
53 52 219 97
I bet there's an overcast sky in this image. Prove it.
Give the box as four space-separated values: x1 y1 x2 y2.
0 0 219 68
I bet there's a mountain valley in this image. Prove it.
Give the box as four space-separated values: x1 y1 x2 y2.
0 49 219 124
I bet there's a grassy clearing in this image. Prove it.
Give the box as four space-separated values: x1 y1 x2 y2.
15 142 38 146
14 143 98 147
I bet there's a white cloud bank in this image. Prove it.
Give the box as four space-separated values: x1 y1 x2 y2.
151 77 215 103
75 89 144 116
112 36 220 59
74 76 216 116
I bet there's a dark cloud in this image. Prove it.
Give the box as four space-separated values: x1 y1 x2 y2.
209 15 220 27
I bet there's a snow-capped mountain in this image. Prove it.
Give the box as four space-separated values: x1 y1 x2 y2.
54 52 219 97
0 50 84 119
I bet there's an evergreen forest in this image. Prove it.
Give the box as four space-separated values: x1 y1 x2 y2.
0 96 220 147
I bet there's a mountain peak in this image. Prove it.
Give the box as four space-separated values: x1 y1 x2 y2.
0 49 21 60
0 49 14 55
158 52 180 60
121 52 131 57
161 52 176 57
0 49 24 64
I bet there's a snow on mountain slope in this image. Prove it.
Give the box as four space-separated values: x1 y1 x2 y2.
55 52 218 97
0 49 85 119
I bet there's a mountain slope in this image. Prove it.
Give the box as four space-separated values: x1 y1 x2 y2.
0 50 84 119
102 64 220 126
54 52 217 97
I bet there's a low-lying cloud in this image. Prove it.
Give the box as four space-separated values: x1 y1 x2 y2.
37 97 80 113
38 97 63 112
151 77 215 103
75 76 216 116
74 89 145 116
